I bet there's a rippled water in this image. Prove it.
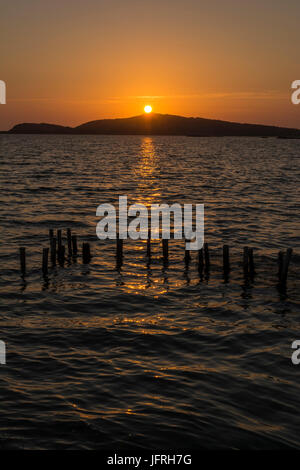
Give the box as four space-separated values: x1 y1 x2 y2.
0 135 299 449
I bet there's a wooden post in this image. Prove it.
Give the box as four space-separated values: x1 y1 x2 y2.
67 228 72 256
147 238 151 258
49 229 54 242
184 246 191 265
243 246 249 277
117 238 123 258
248 247 255 275
280 248 293 285
50 236 56 265
42 247 49 275
185 250 191 265
162 239 168 264
278 251 283 280
146 227 151 258
57 229 62 249
223 245 230 274
116 236 123 268
71 235 78 255
82 242 91 264
19 247 26 275
198 247 204 274
58 245 65 265
204 242 210 270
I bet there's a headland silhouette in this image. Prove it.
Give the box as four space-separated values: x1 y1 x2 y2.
5 113 300 137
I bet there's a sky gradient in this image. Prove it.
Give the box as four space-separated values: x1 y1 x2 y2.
1 0 299 130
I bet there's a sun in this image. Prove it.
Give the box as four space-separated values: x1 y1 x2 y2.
144 105 152 114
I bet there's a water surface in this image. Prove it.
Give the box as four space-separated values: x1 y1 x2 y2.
0 135 299 449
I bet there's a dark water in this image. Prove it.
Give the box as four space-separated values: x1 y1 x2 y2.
0 135 299 450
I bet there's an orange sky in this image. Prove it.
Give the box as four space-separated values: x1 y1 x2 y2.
1 0 300 130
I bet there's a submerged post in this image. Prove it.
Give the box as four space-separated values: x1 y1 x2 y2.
146 226 151 259
280 248 293 286
248 247 255 275
58 245 65 265
67 228 72 256
71 235 78 255
278 251 284 280
147 238 151 258
42 247 49 275
204 242 210 271
243 246 249 277
50 236 56 265
82 242 91 264
19 247 26 275
57 229 62 249
162 239 168 265
117 238 123 258
223 245 230 274
116 235 123 268
198 247 204 274
184 244 191 266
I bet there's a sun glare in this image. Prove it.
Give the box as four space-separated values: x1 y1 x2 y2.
144 105 152 113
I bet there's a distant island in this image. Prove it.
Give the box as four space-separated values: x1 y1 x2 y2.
4 113 300 137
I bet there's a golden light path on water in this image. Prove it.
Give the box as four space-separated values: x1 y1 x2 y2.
125 137 167 295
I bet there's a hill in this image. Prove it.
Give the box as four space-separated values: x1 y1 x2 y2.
9 123 73 134
8 113 300 137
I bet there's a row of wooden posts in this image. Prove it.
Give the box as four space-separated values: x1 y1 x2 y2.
19 229 91 276
19 228 293 287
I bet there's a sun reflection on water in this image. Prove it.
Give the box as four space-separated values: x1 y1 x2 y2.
134 137 162 206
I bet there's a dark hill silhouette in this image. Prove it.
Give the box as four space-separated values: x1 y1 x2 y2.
8 113 300 137
9 123 73 134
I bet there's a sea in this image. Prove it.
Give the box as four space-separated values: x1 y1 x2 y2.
0 134 299 449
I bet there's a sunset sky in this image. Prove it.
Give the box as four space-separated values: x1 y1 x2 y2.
1 0 299 130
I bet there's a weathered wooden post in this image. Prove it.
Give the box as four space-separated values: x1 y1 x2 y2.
248 247 255 276
198 247 204 274
67 228 72 256
19 247 26 275
146 227 151 259
280 248 293 285
146 238 151 258
57 229 62 249
58 245 65 265
50 236 56 265
204 242 210 271
184 243 191 265
162 239 168 265
116 236 123 269
71 235 78 255
243 246 249 277
82 242 91 264
223 245 230 274
117 237 123 258
42 247 49 275
49 229 54 242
